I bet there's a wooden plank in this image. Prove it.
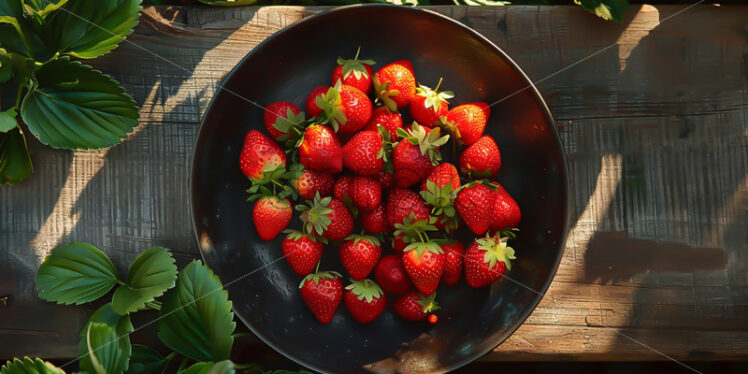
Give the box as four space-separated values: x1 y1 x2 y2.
1 4 747 362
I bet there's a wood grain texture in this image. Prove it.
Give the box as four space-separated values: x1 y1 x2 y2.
1 4 747 363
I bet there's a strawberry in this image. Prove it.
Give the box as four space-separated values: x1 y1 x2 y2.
315 82 373 134
364 107 402 142
298 194 354 241
306 86 329 117
342 130 386 176
360 205 387 234
455 181 496 235
299 125 343 174
293 168 335 200
239 130 287 181
376 170 393 190
331 47 375 94
351 176 382 211
374 255 411 295
339 234 382 280
392 291 439 322
344 279 387 324
490 183 521 231
281 230 325 276
373 60 416 110
464 234 516 288
252 196 291 241
300 270 343 324
440 240 464 285
264 101 304 141
444 102 490 146
459 135 501 178
393 124 449 188
419 163 461 232
333 175 354 205
392 233 408 255
410 78 454 127
401 241 445 295
385 188 429 229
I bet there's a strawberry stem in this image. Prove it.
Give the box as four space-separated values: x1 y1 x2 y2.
434 77 443 92
354 46 361 60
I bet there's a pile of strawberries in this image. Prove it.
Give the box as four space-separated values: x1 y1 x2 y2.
239 48 521 325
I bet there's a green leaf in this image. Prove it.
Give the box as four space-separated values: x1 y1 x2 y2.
79 313 133 374
177 361 234 374
0 127 32 184
45 0 142 59
574 0 629 22
158 260 235 362
0 107 17 132
198 0 258 6
35 242 119 304
125 345 169 374
79 303 122 337
83 322 130 374
112 247 177 314
0 357 65 374
23 0 69 18
20 57 139 150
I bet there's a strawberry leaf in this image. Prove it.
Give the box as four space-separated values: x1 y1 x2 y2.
0 357 65 374
345 279 383 303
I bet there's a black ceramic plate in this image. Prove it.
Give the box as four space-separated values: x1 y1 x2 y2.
191 5 569 373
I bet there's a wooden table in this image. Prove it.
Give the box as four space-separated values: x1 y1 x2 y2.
2 4 747 366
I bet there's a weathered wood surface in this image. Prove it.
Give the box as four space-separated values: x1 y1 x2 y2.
1 4 747 363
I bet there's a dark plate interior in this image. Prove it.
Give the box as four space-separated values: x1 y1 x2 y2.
191 5 569 373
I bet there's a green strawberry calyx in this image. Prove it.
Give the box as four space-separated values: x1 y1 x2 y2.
420 179 457 211
315 81 348 132
296 192 334 236
403 241 443 258
343 233 381 246
475 234 516 271
300 270 342 288
272 107 307 142
396 123 449 166
345 279 384 303
373 75 400 112
393 212 437 244
283 229 328 244
245 163 298 202
416 77 454 110
337 47 376 81
417 292 440 313
376 126 395 171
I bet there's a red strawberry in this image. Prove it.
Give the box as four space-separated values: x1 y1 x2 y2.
360 205 387 234
392 233 408 255
264 101 303 141
339 234 382 280
351 176 382 211
374 255 411 295
342 130 386 176
252 196 291 241
306 85 329 117
459 135 501 178
331 48 375 94
344 279 387 324
392 291 439 322
239 130 287 181
300 271 343 324
364 107 402 142
299 125 343 174
333 175 354 205
293 169 335 200
440 240 464 285
373 60 416 110
419 163 461 232
410 78 453 127
376 170 393 190
401 241 445 295
464 234 516 288
281 230 325 276
385 188 429 229
393 124 449 188
298 195 354 241
445 102 490 146
316 82 373 134
490 183 521 231
455 181 495 235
